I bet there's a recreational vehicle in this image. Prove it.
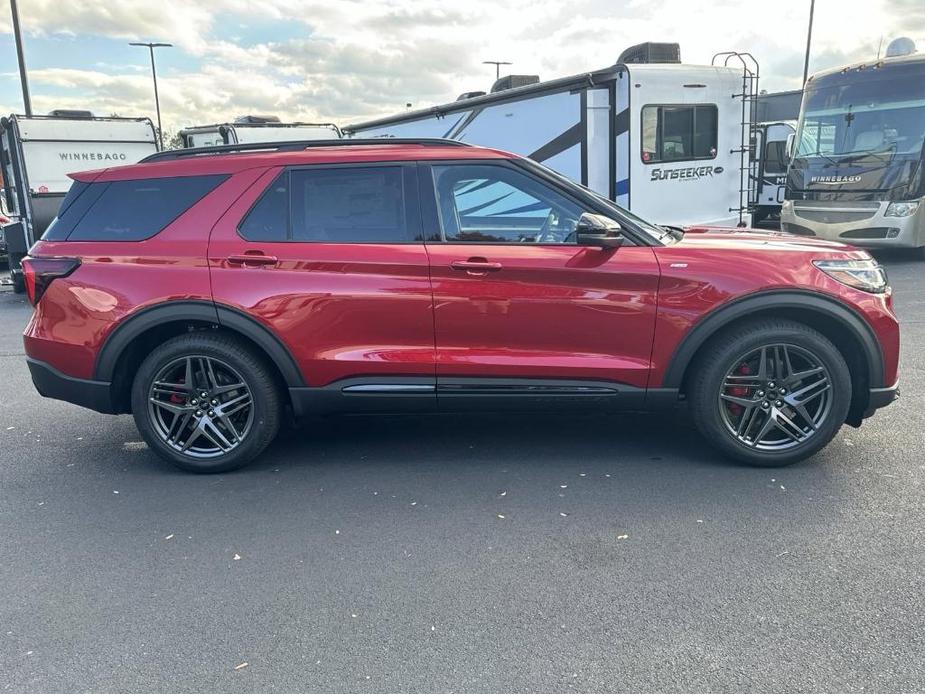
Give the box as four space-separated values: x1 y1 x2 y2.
180 116 341 148
781 38 925 256
0 112 157 291
345 45 758 228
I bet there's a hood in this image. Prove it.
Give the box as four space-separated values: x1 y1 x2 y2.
678 225 858 253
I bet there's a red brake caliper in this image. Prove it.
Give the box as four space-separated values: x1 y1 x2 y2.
727 363 751 416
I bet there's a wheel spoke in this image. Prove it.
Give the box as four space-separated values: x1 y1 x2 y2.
772 408 807 442
721 393 756 407
167 411 193 442
749 411 777 446
149 398 195 416
201 419 234 451
737 405 761 438
218 392 252 417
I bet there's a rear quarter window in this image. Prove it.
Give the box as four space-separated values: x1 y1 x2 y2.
44 174 228 242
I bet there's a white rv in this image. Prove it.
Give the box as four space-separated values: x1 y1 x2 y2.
0 111 157 291
180 116 341 148
345 46 756 228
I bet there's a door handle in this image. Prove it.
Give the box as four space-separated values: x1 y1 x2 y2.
450 259 503 275
227 254 278 268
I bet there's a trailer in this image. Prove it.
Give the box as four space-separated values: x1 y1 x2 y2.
0 112 158 292
180 116 342 148
345 46 759 228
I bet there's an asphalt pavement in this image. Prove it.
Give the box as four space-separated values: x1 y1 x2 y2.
0 255 923 693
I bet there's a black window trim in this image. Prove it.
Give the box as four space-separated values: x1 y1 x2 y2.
46 173 230 242
235 161 424 245
418 158 650 247
639 102 719 165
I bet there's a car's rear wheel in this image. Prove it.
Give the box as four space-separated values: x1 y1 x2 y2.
131 333 281 473
689 319 851 466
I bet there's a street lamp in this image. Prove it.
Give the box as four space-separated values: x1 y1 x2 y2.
130 41 172 150
482 60 512 80
9 0 33 115
802 0 815 86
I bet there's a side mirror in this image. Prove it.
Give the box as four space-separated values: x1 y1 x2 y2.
785 132 796 161
575 213 624 249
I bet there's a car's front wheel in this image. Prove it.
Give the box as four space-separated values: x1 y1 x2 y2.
131 332 281 473
689 319 852 466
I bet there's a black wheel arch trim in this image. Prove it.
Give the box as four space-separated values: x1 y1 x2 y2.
93 299 306 387
661 290 885 389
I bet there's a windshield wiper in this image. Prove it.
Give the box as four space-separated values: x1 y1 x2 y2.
659 224 685 240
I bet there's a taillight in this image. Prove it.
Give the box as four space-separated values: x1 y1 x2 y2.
20 257 80 306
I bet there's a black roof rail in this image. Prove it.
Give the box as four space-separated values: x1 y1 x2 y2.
140 137 471 163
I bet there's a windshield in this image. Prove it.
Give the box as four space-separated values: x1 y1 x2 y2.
796 72 925 160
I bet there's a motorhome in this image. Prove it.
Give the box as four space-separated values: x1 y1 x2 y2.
180 116 341 148
781 38 925 257
345 44 758 228
0 111 158 291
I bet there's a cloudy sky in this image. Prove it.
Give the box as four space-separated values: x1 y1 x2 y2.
0 0 922 134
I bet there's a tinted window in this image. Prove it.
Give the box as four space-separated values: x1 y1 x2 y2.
432 164 582 244
290 167 408 243
641 105 718 163
239 172 289 241
48 175 227 242
42 180 91 240
763 140 789 175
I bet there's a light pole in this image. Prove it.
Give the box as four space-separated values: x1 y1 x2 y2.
482 60 512 80
802 0 815 86
130 41 172 150
9 0 33 115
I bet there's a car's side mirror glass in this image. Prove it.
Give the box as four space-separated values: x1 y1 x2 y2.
575 213 624 249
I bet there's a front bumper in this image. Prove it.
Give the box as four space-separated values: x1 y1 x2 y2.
781 199 924 248
27 358 117 414
864 381 900 417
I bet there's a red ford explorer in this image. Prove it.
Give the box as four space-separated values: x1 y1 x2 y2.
21 139 899 472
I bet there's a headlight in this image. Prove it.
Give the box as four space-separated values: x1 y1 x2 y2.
885 201 919 217
813 258 888 293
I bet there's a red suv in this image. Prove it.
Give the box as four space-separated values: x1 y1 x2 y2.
22 139 900 472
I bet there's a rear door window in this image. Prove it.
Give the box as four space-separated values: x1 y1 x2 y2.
44 174 227 241
238 166 415 243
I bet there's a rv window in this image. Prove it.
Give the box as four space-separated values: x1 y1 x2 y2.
289 166 409 243
641 104 718 163
47 175 228 242
431 164 582 244
239 172 289 241
763 140 789 176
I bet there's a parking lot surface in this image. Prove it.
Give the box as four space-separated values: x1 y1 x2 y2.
1 255 923 693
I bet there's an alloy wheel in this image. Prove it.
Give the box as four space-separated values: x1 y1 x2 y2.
147 355 254 458
718 343 833 451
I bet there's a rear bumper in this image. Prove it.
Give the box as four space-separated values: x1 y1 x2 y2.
27 358 117 414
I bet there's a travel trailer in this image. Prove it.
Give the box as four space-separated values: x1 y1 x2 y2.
180 116 341 148
0 112 158 291
346 44 758 228
781 38 925 256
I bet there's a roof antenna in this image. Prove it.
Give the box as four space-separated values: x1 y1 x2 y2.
877 35 883 59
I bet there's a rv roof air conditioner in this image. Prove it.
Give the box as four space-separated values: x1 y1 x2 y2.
885 37 917 58
234 115 282 124
457 91 487 101
617 42 681 64
46 109 94 119
490 75 540 93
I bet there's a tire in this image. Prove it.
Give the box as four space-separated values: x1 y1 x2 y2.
11 270 25 294
131 332 281 473
688 319 851 467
